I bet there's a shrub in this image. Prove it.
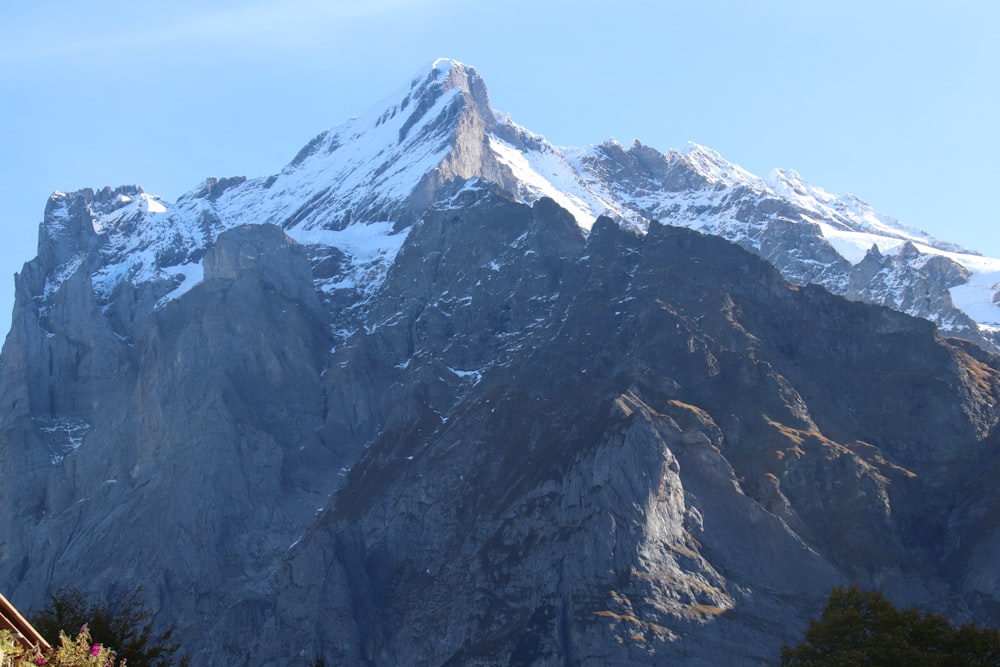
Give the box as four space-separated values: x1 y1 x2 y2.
29 588 186 667
1 625 123 666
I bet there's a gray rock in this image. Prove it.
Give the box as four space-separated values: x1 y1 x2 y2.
1 61 999 667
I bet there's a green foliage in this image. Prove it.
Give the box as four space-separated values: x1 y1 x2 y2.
1 626 123 666
29 588 186 667
0 628 28 667
781 585 1000 666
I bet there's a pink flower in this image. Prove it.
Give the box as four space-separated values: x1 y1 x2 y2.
91 644 102 656
34 658 46 665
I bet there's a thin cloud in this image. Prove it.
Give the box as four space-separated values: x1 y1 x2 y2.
0 0 453 65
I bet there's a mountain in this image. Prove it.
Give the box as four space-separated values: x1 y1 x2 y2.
19 60 999 355
0 58 998 665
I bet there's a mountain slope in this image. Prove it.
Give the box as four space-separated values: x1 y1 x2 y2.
0 59 999 666
229 200 1000 666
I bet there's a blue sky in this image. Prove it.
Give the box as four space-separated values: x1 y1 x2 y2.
1 1 997 334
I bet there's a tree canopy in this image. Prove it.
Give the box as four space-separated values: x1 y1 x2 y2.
781 585 1000 666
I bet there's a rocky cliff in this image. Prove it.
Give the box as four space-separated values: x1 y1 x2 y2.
1 60 999 666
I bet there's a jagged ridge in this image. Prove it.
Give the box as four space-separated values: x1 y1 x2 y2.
21 59 1000 354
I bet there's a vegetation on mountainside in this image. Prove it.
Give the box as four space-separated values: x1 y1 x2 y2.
782 585 1000 666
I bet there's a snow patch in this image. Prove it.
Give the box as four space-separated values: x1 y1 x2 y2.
488 135 599 230
36 419 91 464
448 366 483 384
816 221 908 265
293 221 410 298
949 264 1000 328
156 261 205 307
42 253 86 301
683 143 769 190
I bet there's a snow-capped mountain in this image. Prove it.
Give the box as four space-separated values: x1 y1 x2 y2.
1 59 999 666
36 58 998 353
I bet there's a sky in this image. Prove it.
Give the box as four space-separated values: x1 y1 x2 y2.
0 0 997 336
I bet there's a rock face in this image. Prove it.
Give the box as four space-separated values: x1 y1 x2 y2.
0 60 999 666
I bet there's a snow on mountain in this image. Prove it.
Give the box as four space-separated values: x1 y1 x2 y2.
44 60 479 319
28 58 1000 350
487 135 609 230
932 251 1000 334
766 167 968 251
474 130 1000 348
7 60 1000 664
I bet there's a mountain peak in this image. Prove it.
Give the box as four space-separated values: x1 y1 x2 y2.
679 142 767 190
393 58 492 125
423 57 494 127
429 56 457 74
20 59 1000 352
426 57 468 85
425 57 483 83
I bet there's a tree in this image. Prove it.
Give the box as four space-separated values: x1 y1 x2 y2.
30 588 187 667
781 585 1000 666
